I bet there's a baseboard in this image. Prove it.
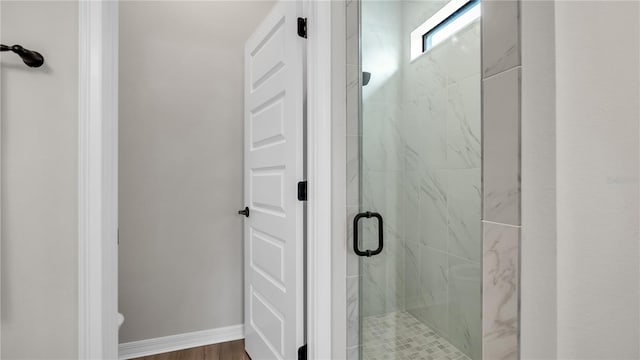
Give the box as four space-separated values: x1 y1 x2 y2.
118 324 244 359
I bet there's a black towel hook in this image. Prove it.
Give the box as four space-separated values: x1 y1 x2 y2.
1 44 44 68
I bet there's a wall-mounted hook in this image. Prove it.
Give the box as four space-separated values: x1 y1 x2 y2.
1 44 44 68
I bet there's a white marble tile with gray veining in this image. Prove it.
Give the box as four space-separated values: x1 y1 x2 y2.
402 0 450 35
346 0 359 66
393 237 406 310
360 169 405 313
347 345 360 360
361 253 387 317
447 169 481 262
419 168 448 252
345 4 360 358
362 102 404 172
403 171 420 247
347 206 361 276
407 244 449 336
402 52 448 171
439 21 481 84
482 0 521 77
361 0 402 33
361 231 404 317
448 255 482 360
403 237 420 311
482 221 519 360
347 276 360 348
361 1 403 105
361 170 403 238
482 67 521 226
447 75 481 169
382 229 406 310
346 64 360 137
346 135 360 207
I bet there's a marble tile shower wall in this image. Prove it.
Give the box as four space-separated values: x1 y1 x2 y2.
349 1 483 359
400 7 481 360
481 1 522 359
345 1 361 358
360 0 405 318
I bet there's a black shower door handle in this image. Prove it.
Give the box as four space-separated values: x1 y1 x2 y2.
353 211 383 257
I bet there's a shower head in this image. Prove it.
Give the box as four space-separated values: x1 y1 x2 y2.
363 71 371 86
1 44 45 68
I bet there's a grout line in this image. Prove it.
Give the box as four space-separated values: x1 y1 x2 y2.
482 64 522 82
482 219 521 229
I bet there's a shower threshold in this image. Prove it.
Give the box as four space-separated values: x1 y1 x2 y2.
362 311 471 360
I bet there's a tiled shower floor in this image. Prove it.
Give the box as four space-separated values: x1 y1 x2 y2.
362 311 471 360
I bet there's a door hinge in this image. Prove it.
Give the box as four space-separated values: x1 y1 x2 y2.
298 344 307 360
297 181 307 201
297 17 307 38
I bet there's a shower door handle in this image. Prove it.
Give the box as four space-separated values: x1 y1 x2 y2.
353 211 383 257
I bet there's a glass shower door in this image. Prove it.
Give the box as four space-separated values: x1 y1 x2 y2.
357 1 482 359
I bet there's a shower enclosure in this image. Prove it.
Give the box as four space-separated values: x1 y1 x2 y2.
352 1 482 359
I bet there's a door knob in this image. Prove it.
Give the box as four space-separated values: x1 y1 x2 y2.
237 207 250 217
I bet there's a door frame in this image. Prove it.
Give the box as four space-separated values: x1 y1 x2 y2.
78 0 119 358
304 1 335 359
77 0 336 358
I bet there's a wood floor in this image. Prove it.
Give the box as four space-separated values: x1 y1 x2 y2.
132 339 250 360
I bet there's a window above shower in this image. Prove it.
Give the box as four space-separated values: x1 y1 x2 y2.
410 0 481 60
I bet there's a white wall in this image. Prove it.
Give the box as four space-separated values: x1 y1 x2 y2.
522 1 640 359
0 1 79 358
555 1 640 358
523 1 640 358
118 1 274 343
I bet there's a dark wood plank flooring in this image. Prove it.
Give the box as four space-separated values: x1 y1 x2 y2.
133 339 250 360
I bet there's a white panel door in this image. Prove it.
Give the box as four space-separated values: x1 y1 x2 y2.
243 1 304 359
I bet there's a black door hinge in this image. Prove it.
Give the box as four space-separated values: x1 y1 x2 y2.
298 344 307 360
297 181 307 201
297 17 307 38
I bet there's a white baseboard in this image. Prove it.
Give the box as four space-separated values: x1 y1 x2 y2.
118 324 244 359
